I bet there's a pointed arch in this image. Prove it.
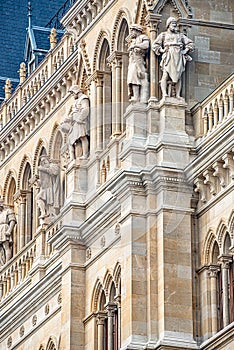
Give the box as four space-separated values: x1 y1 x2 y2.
113 262 121 289
109 281 116 302
46 336 57 350
93 30 111 71
228 210 234 239
91 278 104 312
103 270 113 295
216 219 228 249
151 0 193 18
3 170 17 205
18 155 33 190
202 228 217 265
211 241 220 264
49 123 63 161
111 9 131 52
98 38 110 71
33 139 48 174
223 232 231 254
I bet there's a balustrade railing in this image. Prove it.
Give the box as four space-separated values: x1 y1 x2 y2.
0 32 76 129
0 240 36 300
192 73 234 138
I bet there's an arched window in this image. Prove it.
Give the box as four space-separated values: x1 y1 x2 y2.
97 38 112 149
5 177 17 255
117 18 129 121
217 233 233 330
22 163 33 245
51 129 64 209
46 337 56 350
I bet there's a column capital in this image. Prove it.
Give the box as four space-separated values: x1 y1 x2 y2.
105 301 117 316
208 264 220 278
218 254 233 268
107 51 124 67
14 189 31 203
96 311 107 325
145 13 162 31
87 71 105 87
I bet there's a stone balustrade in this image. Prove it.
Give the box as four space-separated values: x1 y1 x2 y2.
61 0 115 39
0 33 76 129
0 240 36 300
0 38 78 164
194 149 234 205
192 73 234 138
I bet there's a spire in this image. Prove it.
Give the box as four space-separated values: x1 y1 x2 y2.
28 1 32 28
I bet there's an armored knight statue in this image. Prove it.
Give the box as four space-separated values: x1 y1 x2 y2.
60 85 90 161
0 200 16 267
152 17 194 99
36 155 60 221
127 24 150 103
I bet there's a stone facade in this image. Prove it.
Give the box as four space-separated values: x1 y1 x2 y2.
0 1 233 350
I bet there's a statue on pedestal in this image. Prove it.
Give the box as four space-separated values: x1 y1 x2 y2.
60 85 89 161
0 200 16 267
36 155 60 222
127 24 150 103
152 17 194 99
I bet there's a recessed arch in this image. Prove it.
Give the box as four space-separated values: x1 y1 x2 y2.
93 30 111 72
212 241 220 264
46 336 57 350
91 278 104 312
3 170 17 206
203 228 216 265
223 233 231 254
216 219 228 249
49 123 63 161
111 9 131 52
33 139 48 174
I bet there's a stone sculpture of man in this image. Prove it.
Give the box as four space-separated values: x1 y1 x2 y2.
127 24 150 103
60 85 89 160
36 155 60 221
0 200 16 267
152 17 194 99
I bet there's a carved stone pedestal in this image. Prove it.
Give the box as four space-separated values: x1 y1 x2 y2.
121 103 148 169
157 97 191 168
65 159 88 204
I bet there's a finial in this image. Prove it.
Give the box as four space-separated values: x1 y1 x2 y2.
28 1 32 28
18 62 27 84
4 79 12 100
49 28 57 50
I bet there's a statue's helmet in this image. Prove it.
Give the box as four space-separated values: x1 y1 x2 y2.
69 85 82 95
130 24 144 33
166 17 177 28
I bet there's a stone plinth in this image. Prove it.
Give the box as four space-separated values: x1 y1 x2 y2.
65 159 88 204
157 97 191 168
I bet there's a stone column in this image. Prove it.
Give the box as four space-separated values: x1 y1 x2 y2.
97 313 106 350
219 255 232 327
108 51 122 137
115 294 121 348
14 190 28 250
106 302 117 350
94 72 104 151
145 13 161 102
208 265 220 335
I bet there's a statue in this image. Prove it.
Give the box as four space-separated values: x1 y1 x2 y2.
127 24 150 103
18 62 27 84
60 85 89 160
0 200 16 267
49 28 57 50
152 17 194 99
36 155 60 221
